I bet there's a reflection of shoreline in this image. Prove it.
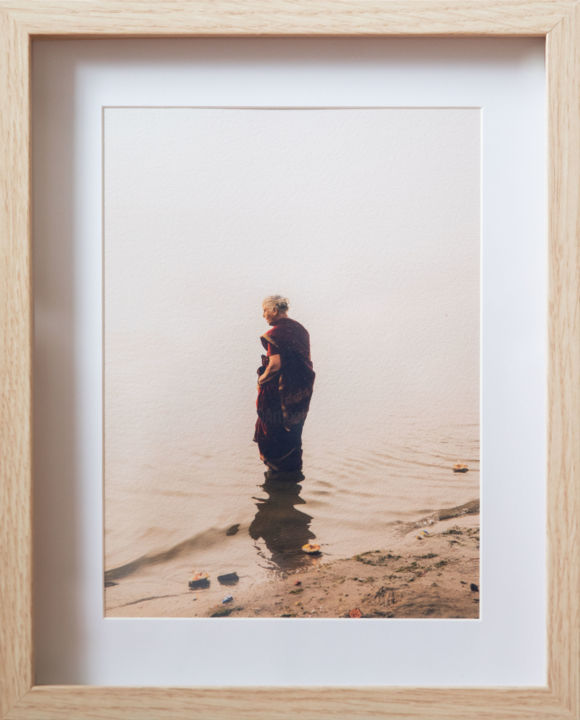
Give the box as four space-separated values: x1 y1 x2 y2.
249 477 316 572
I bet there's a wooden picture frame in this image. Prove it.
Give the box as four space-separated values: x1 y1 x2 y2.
1 1 578 718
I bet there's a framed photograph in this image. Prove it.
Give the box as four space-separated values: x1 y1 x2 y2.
32 32 547 692
1 2 578 719
101 105 481 622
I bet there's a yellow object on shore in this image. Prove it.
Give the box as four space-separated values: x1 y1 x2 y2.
302 543 321 555
189 572 210 589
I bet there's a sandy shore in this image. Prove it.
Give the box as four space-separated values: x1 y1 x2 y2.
107 503 479 619
208 514 479 619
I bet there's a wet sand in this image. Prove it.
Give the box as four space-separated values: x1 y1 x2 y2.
107 501 479 618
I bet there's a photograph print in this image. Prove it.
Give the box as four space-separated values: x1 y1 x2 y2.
104 107 480 618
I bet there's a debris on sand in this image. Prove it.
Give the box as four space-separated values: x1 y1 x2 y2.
226 524 240 536
302 543 321 555
218 572 239 586
452 464 469 473
111 510 478 620
211 606 241 617
189 572 210 589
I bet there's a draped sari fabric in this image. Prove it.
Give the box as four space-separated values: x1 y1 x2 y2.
254 318 315 473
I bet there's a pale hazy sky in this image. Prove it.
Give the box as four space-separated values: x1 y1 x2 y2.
105 107 479 461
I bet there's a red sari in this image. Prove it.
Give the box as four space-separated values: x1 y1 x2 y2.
254 318 315 473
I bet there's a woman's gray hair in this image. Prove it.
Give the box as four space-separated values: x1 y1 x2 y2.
262 295 290 312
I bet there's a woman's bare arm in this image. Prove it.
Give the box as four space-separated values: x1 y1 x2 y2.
258 354 281 385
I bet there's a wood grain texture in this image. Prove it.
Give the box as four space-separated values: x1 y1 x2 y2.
547 4 580 719
4 686 572 720
0 0 575 36
0 8 33 720
0 0 578 718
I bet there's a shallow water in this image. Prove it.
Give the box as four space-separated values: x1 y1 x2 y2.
104 411 479 614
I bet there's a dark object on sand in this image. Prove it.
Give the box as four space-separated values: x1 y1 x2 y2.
189 572 210 589
226 524 240 536
211 606 238 617
452 464 469 473
218 572 239 586
470 583 479 592
222 594 234 604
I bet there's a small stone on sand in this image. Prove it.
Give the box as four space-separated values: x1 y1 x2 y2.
218 572 239 586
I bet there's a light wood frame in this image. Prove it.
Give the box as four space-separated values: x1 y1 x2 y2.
1 1 578 718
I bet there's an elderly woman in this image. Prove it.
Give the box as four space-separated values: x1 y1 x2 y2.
254 295 315 476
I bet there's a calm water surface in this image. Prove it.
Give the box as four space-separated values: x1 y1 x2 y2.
105 406 479 614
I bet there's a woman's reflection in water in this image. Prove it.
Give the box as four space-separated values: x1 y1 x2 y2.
249 474 317 572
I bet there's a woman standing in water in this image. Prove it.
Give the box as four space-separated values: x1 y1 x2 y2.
254 295 315 477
